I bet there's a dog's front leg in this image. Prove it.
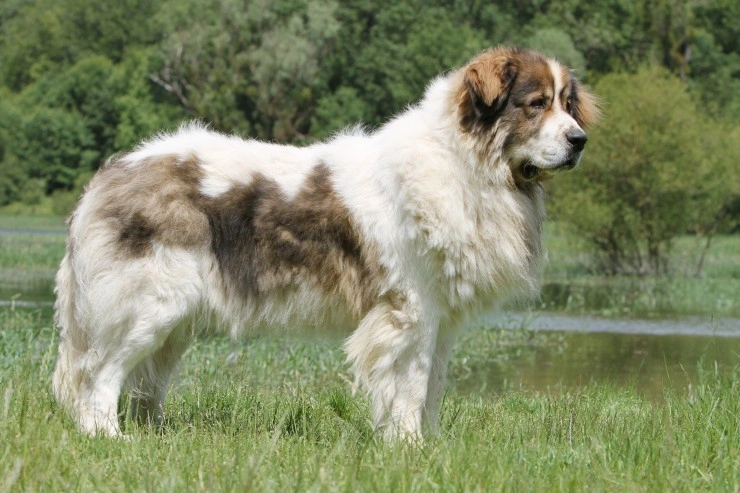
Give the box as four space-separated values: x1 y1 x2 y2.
344 300 438 442
424 328 459 435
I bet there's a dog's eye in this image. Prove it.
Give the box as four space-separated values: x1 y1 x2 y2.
529 98 546 109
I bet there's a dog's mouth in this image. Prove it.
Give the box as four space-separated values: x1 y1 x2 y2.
518 157 579 183
520 161 542 181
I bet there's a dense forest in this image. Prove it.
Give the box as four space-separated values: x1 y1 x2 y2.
0 0 737 273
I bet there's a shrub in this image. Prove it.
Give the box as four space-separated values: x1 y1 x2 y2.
550 66 738 275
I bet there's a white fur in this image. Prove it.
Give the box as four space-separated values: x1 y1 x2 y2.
53 51 584 440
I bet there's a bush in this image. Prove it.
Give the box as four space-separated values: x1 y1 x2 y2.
550 66 738 275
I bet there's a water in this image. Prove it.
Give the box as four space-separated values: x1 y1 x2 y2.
2 277 738 402
500 311 739 338
0 271 55 305
453 318 739 402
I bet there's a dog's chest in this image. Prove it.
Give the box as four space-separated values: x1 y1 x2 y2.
418 186 545 309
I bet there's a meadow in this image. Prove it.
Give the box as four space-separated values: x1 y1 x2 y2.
539 227 740 318
1 216 738 491
1 308 738 492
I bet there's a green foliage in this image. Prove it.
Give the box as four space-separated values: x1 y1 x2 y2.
687 29 740 120
311 87 371 139
527 0 652 74
110 47 186 150
0 0 158 90
322 2 486 129
148 0 341 141
15 107 97 193
551 66 738 275
0 0 737 278
21 55 117 157
524 28 587 76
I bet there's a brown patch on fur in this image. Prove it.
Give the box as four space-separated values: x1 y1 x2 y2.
499 53 557 156
458 48 517 134
89 154 383 315
119 211 157 257
568 77 601 129
457 48 557 165
93 155 210 257
204 164 384 317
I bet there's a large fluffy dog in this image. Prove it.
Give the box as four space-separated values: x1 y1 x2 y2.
53 47 599 439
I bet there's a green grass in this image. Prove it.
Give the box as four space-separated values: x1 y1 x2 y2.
1 308 738 492
0 222 66 303
0 216 737 490
535 276 739 318
542 225 740 279
540 226 740 318
0 214 66 279
0 232 66 270
0 212 67 231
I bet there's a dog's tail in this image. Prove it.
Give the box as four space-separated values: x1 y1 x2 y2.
52 233 85 415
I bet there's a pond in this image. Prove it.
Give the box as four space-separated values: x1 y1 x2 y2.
453 312 739 402
0 272 55 307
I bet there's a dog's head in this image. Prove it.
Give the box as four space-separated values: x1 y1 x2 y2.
458 47 601 183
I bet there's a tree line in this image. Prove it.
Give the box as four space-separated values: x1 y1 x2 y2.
0 0 737 274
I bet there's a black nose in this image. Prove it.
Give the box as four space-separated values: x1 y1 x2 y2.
566 129 588 152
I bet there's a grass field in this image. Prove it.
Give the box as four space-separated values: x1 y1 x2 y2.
1 308 738 492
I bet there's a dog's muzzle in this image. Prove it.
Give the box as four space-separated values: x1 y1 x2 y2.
520 161 542 181
519 154 581 182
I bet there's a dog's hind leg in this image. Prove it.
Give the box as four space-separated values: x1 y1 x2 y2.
55 269 201 436
73 309 189 437
345 300 438 441
126 324 194 429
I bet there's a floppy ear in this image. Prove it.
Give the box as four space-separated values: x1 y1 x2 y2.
570 78 602 129
462 50 516 121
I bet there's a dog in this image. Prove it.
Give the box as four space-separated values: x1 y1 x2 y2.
52 47 599 439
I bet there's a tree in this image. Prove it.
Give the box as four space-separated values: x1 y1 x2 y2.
311 87 371 139
528 0 652 75
111 47 186 150
315 1 486 131
524 28 587 77
150 0 340 142
21 55 119 154
550 66 737 275
0 93 26 205
0 0 738 220
0 0 159 90
13 107 97 194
